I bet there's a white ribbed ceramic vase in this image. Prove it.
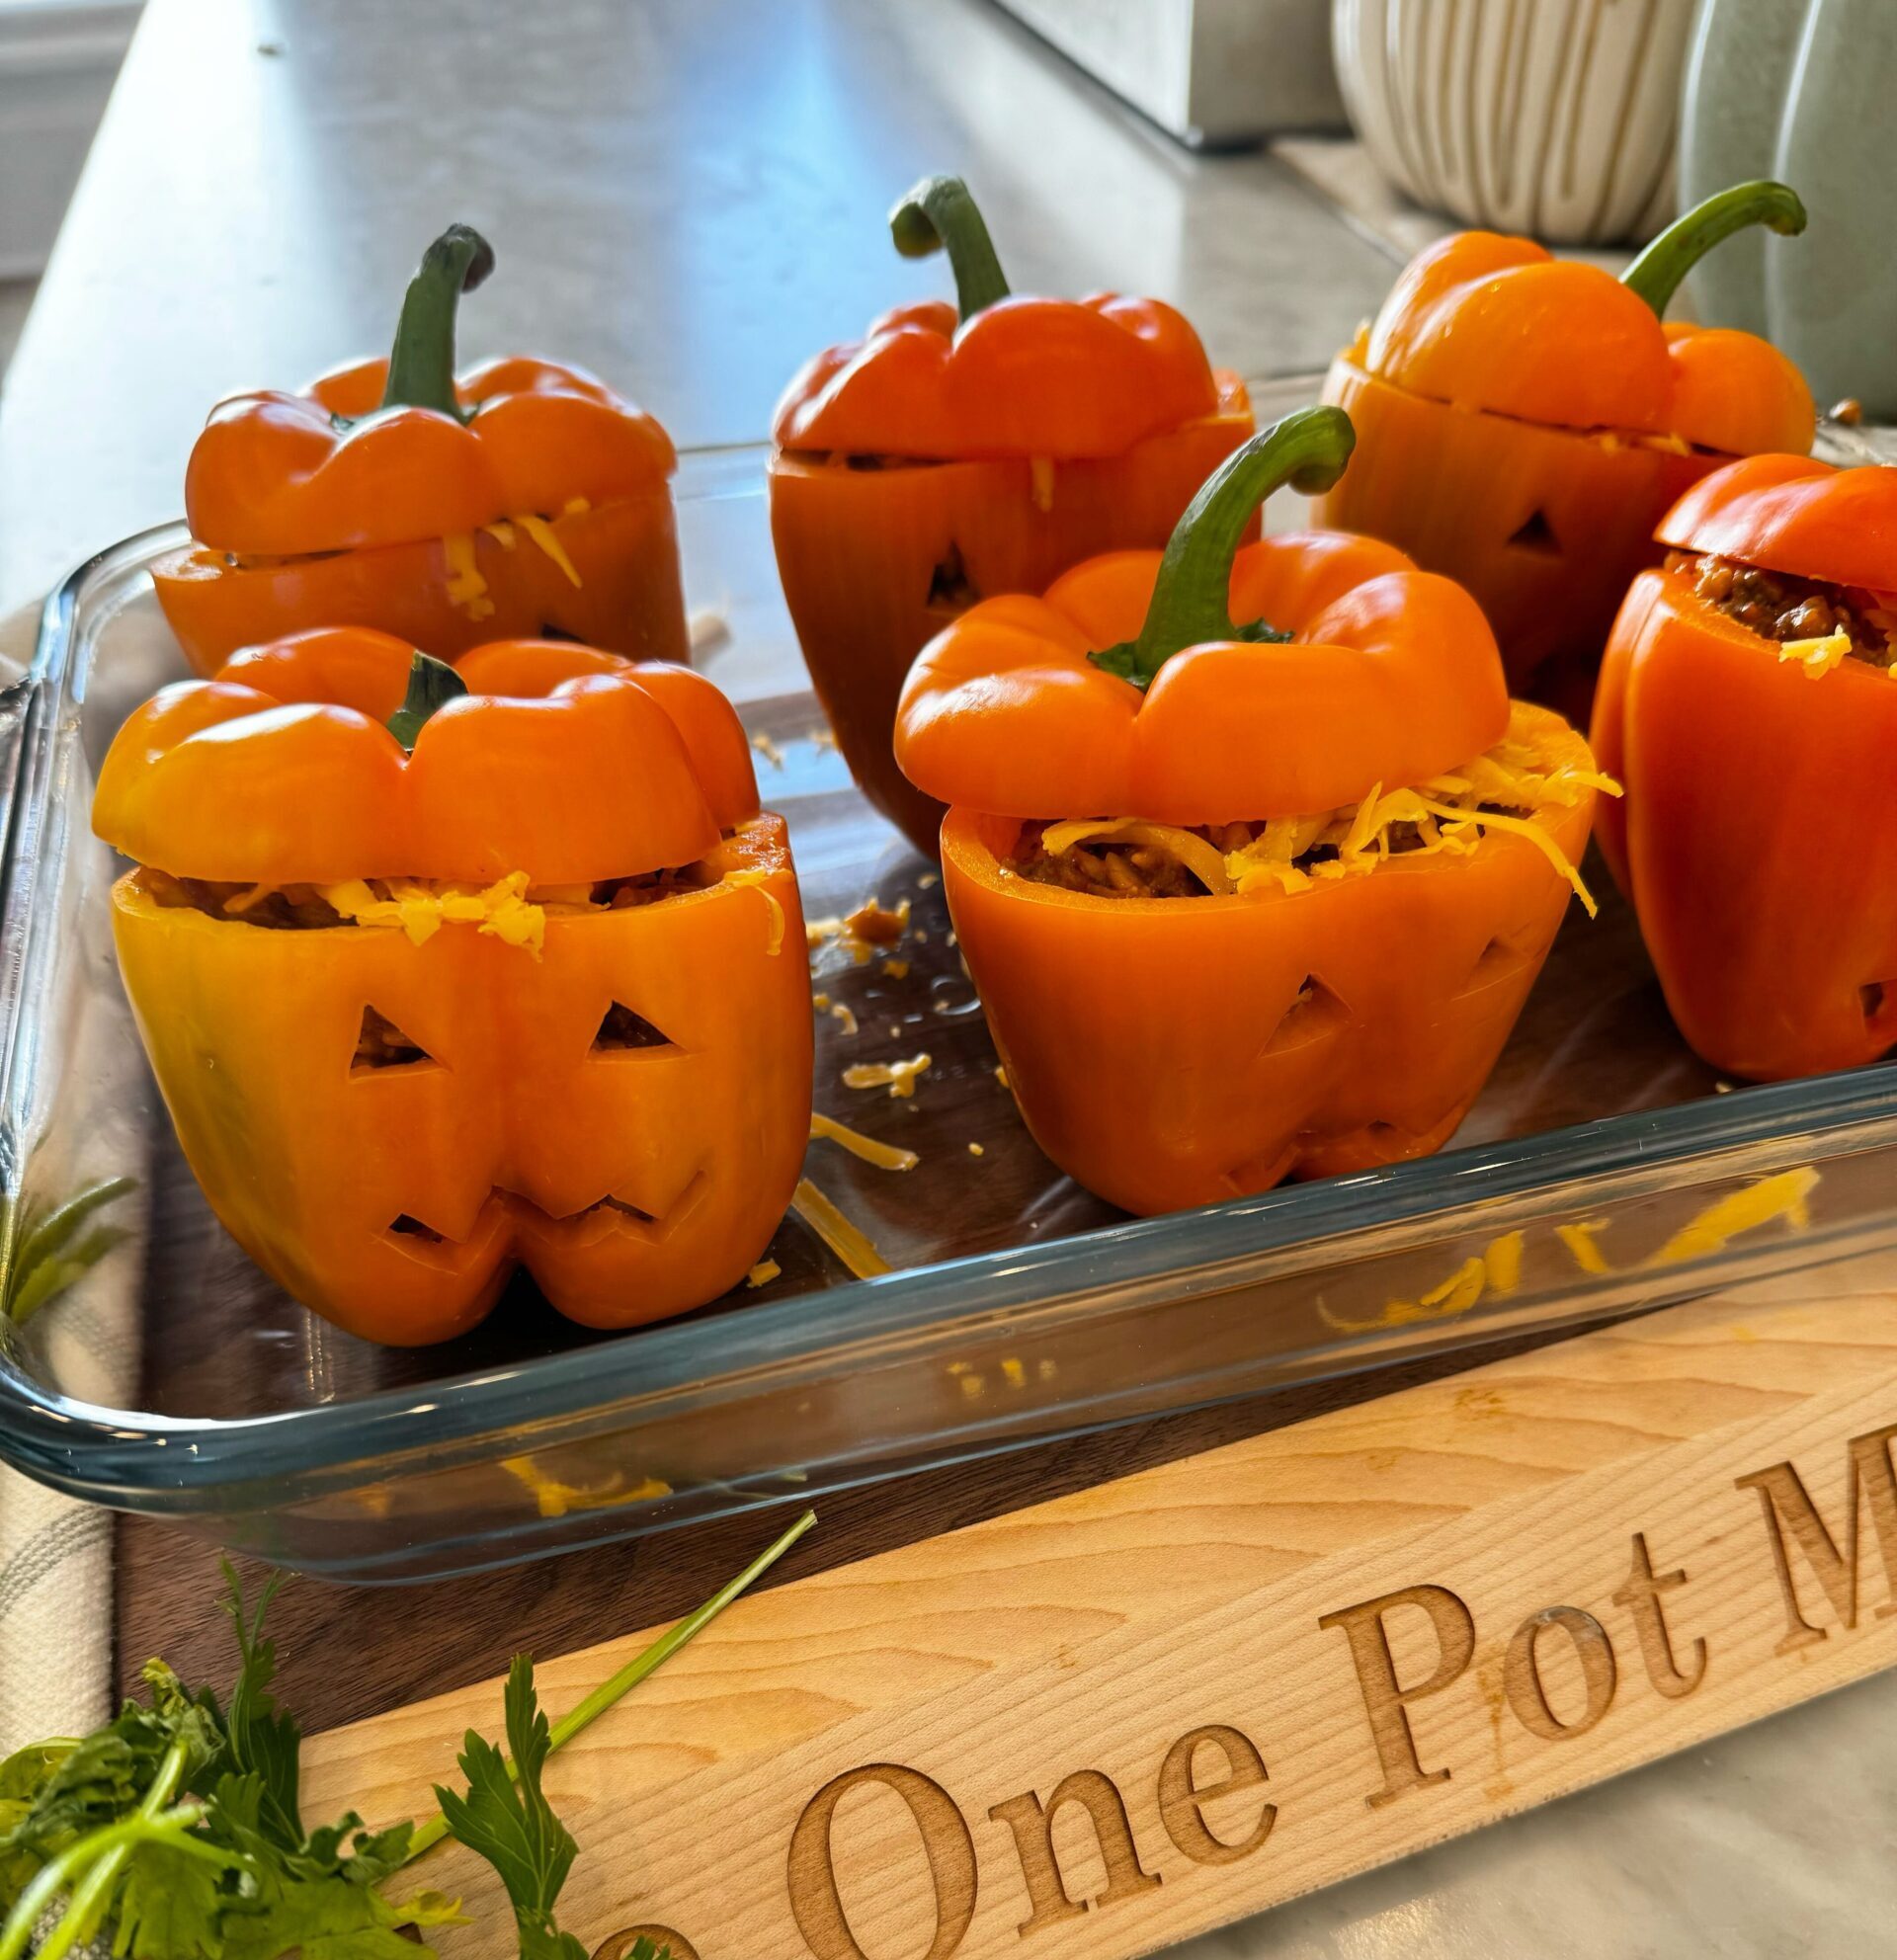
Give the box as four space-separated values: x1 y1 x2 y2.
1333 0 1696 243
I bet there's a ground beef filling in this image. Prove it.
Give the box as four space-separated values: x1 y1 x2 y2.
1012 814 1500 900
134 860 719 928
1667 550 1897 666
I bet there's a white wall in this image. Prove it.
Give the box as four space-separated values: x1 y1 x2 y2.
0 1 142 280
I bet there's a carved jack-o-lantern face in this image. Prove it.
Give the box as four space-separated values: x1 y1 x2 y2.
95 629 811 1345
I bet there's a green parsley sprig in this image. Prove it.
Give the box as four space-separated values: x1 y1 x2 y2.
0 1510 815 1960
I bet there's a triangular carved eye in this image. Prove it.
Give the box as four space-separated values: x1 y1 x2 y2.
353 1006 435 1072
926 542 979 612
593 1003 677 1052
1507 509 1560 555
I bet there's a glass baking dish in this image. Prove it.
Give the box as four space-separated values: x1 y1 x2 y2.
5 384 1897 1583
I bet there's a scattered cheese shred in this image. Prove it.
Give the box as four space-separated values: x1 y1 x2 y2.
1556 1219 1612 1275
918 872 940 890
745 1259 782 1289
792 1177 891 1277
968 1142 985 1158
809 898 912 966
481 519 518 549
810 1110 919 1172
845 897 911 945
882 957 911 979
501 1457 669 1518
321 871 545 956
724 867 784 953
442 532 495 618
995 1065 1009 1089
829 1001 859 1037
843 1052 931 1099
515 511 583 587
1777 627 1852 680
1647 1167 1817 1266
751 730 786 770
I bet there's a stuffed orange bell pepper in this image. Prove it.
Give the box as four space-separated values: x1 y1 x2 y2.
1319 182 1816 714
771 174 1254 854
152 225 689 676
895 408 1610 1214
1593 453 1897 1081
93 627 810 1344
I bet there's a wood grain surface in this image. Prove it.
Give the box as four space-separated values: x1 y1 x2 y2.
289 1271 1897 1960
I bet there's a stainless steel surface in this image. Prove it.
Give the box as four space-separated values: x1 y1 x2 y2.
0 0 1399 618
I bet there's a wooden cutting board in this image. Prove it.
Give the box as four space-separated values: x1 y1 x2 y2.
302 1271 1897 1960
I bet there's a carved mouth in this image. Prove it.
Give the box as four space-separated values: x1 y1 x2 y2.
384 1171 708 1258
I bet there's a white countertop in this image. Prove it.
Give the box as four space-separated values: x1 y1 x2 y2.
0 1 1888 1950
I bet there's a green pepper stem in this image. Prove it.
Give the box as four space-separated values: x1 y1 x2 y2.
386 651 469 751
380 223 495 417
1091 406 1356 691
889 176 1010 322
1620 180 1805 318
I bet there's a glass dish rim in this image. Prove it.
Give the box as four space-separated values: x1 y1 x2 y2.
6 509 1897 1502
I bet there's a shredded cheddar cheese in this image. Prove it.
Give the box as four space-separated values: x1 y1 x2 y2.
725 868 785 954
792 1177 891 1277
1555 1219 1612 1275
843 1052 931 1099
745 1259 782 1288
501 1457 670 1518
751 730 786 770
1648 1166 1816 1266
881 957 910 979
810 1110 919 1172
481 519 519 550
321 871 545 956
1041 819 1233 895
829 1001 859 1037
515 511 583 587
1777 627 1853 680
442 532 495 619
1039 729 1620 918
808 898 912 966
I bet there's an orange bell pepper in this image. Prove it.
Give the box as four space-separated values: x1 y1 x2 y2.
1592 452 1897 1081
895 408 1608 1214
770 174 1253 853
93 628 810 1345
1318 181 1816 714
152 225 689 676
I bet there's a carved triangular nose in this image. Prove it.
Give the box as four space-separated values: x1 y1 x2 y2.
353 1005 435 1072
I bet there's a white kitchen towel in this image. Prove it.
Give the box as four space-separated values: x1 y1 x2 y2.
0 596 143 1755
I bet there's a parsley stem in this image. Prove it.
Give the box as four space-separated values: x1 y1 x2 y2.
403 1507 817 1865
14 1739 191 1960
0 1797 228 1960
